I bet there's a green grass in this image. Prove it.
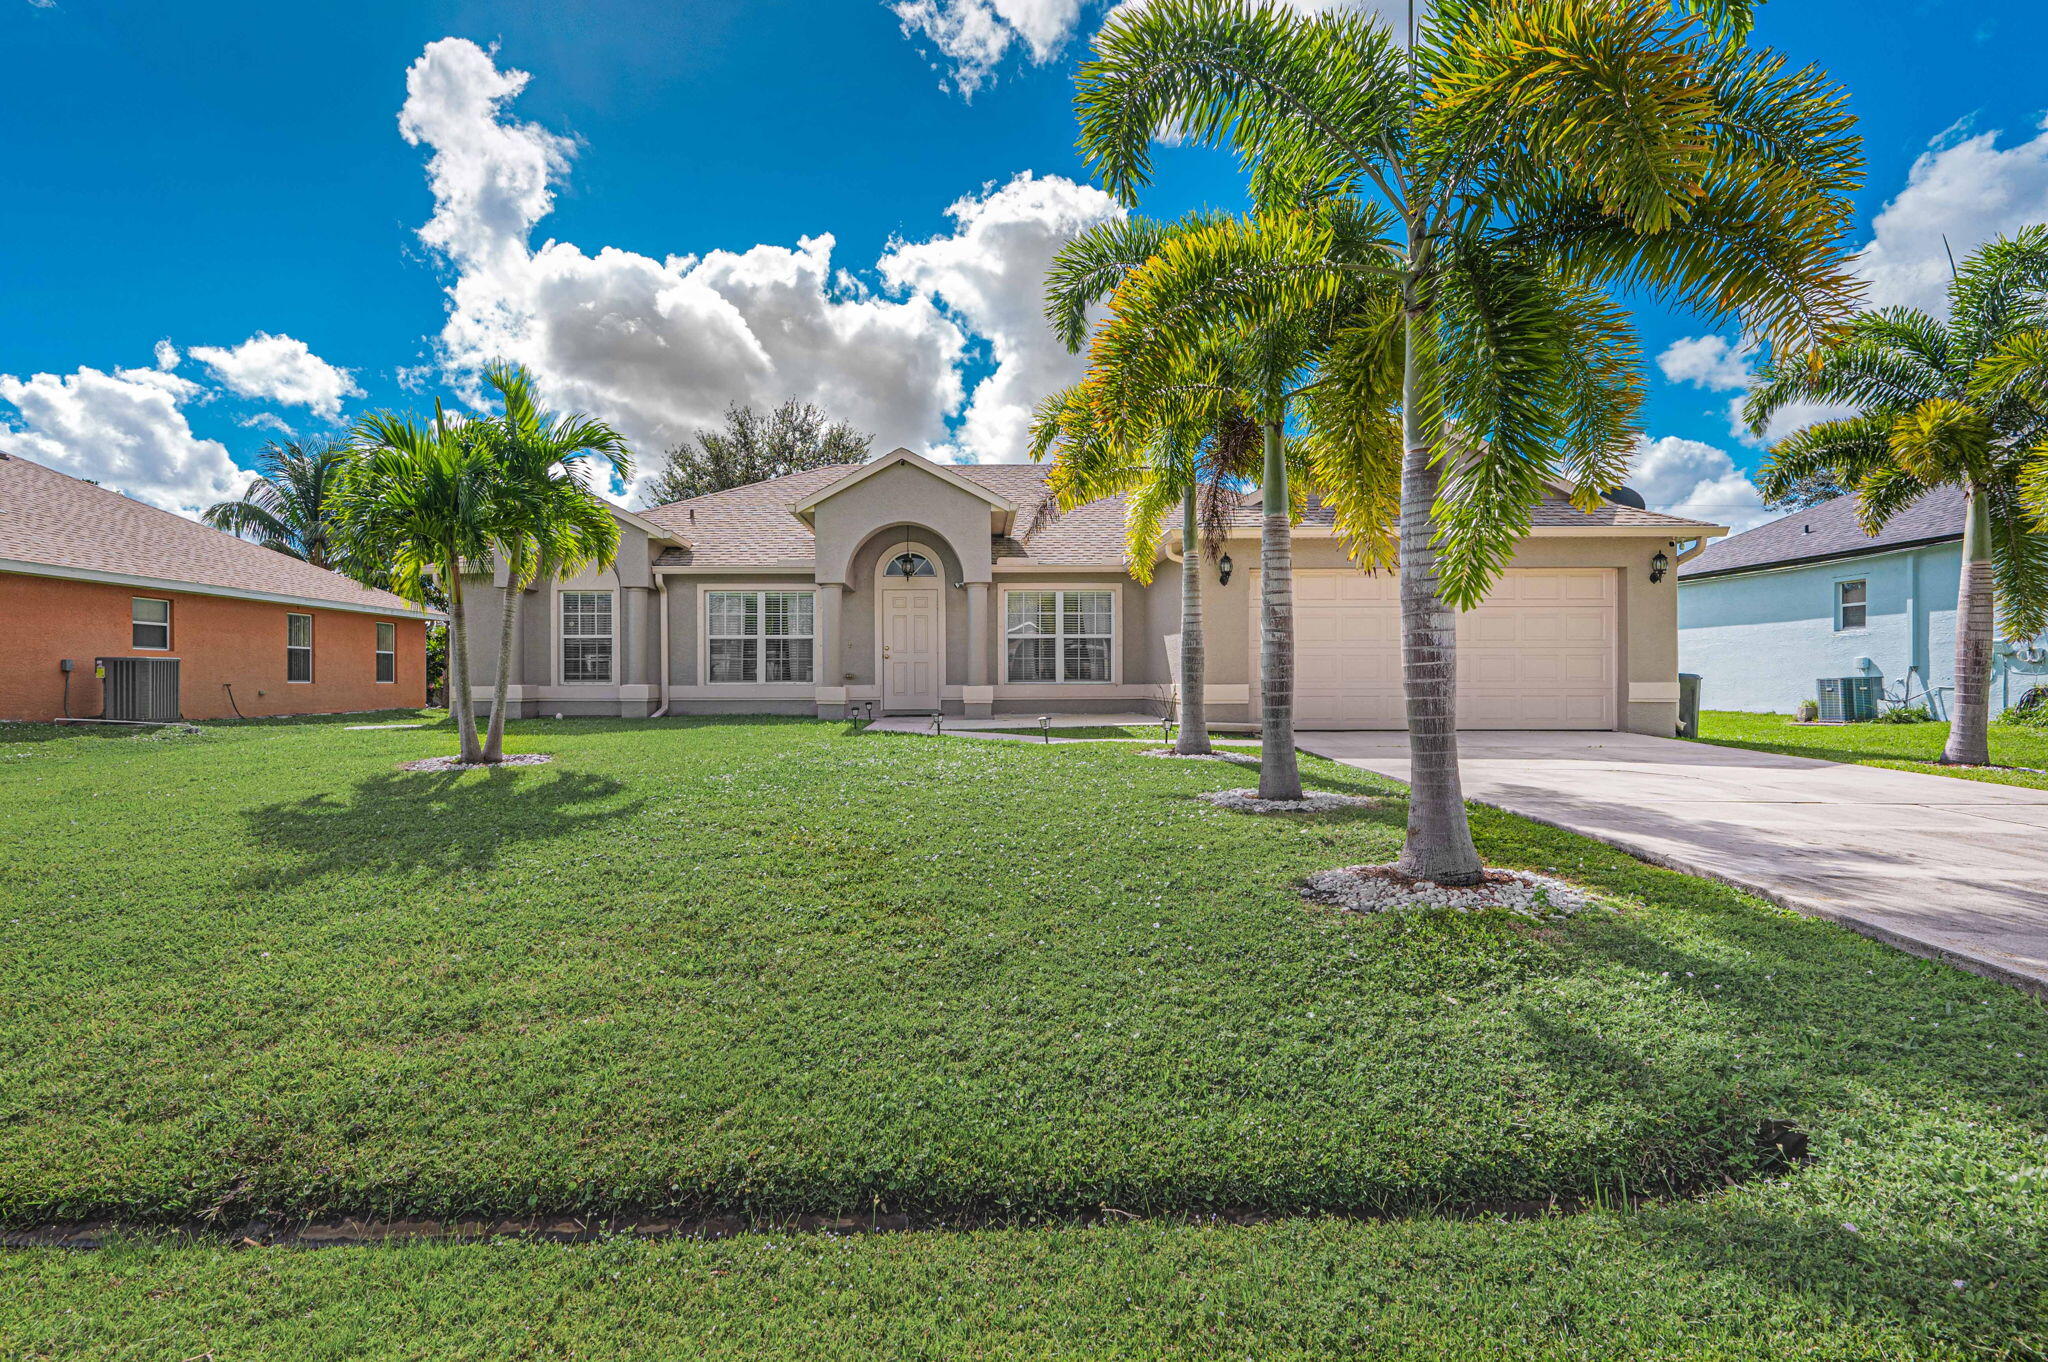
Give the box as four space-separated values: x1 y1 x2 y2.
3 713 2046 1358
1694 710 2048 790
977 723 1259 743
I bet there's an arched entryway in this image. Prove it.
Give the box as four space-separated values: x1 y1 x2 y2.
875 540 944 713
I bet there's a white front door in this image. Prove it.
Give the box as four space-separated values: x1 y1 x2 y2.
881 587 941 713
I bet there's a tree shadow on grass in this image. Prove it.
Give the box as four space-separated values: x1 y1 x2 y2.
239 765 641 886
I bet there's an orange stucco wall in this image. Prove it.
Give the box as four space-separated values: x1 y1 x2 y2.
0 572 428 722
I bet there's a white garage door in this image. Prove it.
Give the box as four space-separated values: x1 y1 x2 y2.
1286 569 1616 730
1456 570 1616 729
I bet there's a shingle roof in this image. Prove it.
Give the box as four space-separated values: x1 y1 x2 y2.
643 460 1132 568
1680 486 1965 579
0 450 433 616
1231 489 1721 531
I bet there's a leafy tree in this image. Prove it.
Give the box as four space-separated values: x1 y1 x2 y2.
1761 470 1850 513
1751 228 2048 766
1074 0 1860 881
470 364 632 763
645 399 871 504
203 439 382 585
333 408 493 763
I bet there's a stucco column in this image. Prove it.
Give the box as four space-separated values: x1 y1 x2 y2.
964 581 993 718
815 583 846 718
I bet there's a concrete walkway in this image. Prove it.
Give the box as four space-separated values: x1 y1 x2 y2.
1297 730 2048 995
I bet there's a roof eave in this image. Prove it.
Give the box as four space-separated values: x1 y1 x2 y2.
0 558 442 620
1681 531 1961 582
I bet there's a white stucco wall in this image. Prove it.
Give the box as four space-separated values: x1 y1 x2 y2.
1678 542 2048 714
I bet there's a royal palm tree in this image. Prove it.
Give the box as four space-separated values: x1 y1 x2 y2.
1749 229 2048 766
332 407 492 763
1074 0 1861 881
470 364 632 764
203 439 377 583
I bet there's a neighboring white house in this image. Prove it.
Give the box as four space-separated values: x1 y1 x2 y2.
1678 486 2048 716
467 447 1724 735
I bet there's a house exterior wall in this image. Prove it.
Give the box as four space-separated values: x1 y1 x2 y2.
0 570 427 722
466 464 1696 734
1679 542 2048 715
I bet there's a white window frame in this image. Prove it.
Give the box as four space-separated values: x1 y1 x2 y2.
1002 587 1117 684
131 597 170 651
374 620 396 684
285 612 314 683
703 588 816 686
559 589 616 685
1834 577 1868 631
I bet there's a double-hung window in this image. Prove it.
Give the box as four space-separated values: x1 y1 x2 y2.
706 590 815 684
286 613 313 682
131 598 170 650
374 621 396 683
1835 578 1868 631
1005 589 1113 683
561 591 614 683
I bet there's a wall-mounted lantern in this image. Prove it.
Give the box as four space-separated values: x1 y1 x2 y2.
1650 549 1671 584
1217 553 1234 586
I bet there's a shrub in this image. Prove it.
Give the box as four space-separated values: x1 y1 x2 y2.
1873 704 1932 724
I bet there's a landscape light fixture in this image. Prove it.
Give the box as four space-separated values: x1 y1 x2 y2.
1649 550 1671 584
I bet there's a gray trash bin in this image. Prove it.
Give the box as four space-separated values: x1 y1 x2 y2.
1677 673 1702 739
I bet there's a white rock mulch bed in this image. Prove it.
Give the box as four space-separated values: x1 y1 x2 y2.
1196 787 1381 814
398 753 554 773
1301 864 1597 919
1138 748 1259 764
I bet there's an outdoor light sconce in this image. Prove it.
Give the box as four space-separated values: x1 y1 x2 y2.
1649 549 1671 584
1217 553 1234 586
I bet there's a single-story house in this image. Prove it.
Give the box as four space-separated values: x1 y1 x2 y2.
1678 486 2048 715
0 449 436 723
467 447 1723 735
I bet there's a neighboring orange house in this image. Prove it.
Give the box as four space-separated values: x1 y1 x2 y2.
1 450 436 723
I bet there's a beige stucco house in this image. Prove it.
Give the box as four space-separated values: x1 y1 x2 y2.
466 447 1724 734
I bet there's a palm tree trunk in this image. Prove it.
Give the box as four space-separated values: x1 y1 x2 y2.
1175 487 1212 756
1257 414 1303 801
1942 486 1995 766
482 572 520 763
1395 311 1484 885
447 571 485 764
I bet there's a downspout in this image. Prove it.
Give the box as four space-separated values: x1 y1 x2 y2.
650 573 672 719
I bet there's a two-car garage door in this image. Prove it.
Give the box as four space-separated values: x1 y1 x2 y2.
1291 569 1616 729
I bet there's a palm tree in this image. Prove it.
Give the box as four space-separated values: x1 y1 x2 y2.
1030 378 1256 758
1749 229 2048 767
332 407 492 763
203 439 377 583
470 364 632 763
1074 0 1861 881
1083 280 1346 800
1040 214 1252 759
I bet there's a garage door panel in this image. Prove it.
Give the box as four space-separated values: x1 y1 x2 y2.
1284 568 1616 731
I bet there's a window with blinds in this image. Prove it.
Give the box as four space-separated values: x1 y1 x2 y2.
561 591 614 683
375 621 396 683
707 590 814 684
286 613 313 682
1005 589 1113 683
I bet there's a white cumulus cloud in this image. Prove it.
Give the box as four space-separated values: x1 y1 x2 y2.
188 332 363 421
1855 116 2048 316
399 38 1119 503
1655 334 1753 392
1629 435 1771 533
895 0 1405 98
0 361 247 516
879 171 1123 462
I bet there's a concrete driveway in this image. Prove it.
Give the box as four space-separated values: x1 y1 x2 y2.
1297 730 2048 995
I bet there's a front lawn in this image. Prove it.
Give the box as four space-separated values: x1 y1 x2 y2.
979 723 1258 743
1693 710 2048 790
3 714 2046 1357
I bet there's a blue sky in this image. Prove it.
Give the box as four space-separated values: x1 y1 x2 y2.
5 0 2047 531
